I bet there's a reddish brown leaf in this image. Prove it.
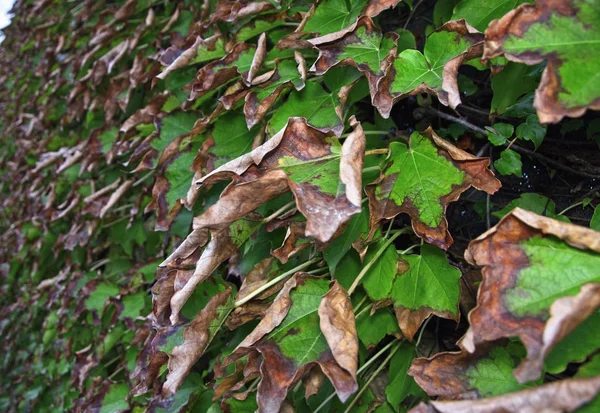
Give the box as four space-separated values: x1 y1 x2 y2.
463 208 600 383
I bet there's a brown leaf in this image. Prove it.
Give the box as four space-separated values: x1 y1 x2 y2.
211 0 274 24
195 117 365 243
482 0 600 123
155 34 223 85
163 287 233 395
244 54 306 129
409 375 600 413
318 281 359 387
271 222 313 264
188 42 261 100
463 208 600 383
364 0 402 17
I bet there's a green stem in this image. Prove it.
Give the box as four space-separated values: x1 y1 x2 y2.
262 200 296 224
313 340 399 413
343 343 401 413
355 304 372 319
234 257 321 307
347 229 410 295
352 296 368 313
364 148 389 157
558 200 585 216
398 244 419 255
362 165 381 174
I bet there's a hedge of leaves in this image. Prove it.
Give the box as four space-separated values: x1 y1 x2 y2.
1 0 600 412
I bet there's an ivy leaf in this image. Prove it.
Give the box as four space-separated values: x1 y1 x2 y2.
159 220 258 324
155 34 227 85
386 343 422 408
267 68 362 136
451 0 532 31
463 208 600 383
390 244 462 341
362 239 399 301
187 42 262 100
493 192 564 220
323 208 369 275
162 287 235 395
244 56 306 129
483 0 600 123
516 114 546 149
356 309 400 349
367 128 501 249
485 122 514 146
196 117 366 243
545 310 600 374
494 148 522 177
409 342 536 400
225 275 358 413
491 62 539 115
375 20 483 117
311 16 398 101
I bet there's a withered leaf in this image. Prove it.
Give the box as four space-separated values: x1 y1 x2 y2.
225 274 358 413
375 20 483 118
194 116 365 243
483 0 600 123
463 208 600 383
311 16 398 103
244 56 306 129
367 128 500 249
409 375 600 413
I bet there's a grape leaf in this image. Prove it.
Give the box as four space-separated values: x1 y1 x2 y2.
375 20 483 117
366 128 500 249
452 0 532 31
391 244 461 340
464 208 600 383
483 0 600 123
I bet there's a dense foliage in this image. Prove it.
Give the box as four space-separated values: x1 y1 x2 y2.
1 0 600 412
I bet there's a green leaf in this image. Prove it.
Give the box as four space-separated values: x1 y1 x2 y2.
267 278 332 362
433 0 459 27
494 148 522 177
452 0 532 31
493 193 565 221
99 383 129 413
390 244 461 338
267 69 360 136
323 208 368 275
356 309 400 348
591 206 600 231
575 355 600 413
545 310 600 374
505 236 600 317
386 344 422 408
491 62 539 114
487 0 600 122
362 239 400 301
516 115 546 149
486 122 514 146
154 111 199 153
85 282 119 313
303 0 365 36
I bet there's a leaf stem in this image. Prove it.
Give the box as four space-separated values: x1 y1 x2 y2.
262 200 296 224
343 342 401 413
355 304 372 319
364 148 389 157
362 165 381 174
347 229 410 295
398 244 419 255
233 257 321 307
352 296 368 313
558 200 585 216
313 340 399 413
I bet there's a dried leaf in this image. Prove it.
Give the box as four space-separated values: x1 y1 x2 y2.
463 208 600 383
409 375 600 413
367 128 500 249
375 20 483 117
483 0 600 123
226 275 358 412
